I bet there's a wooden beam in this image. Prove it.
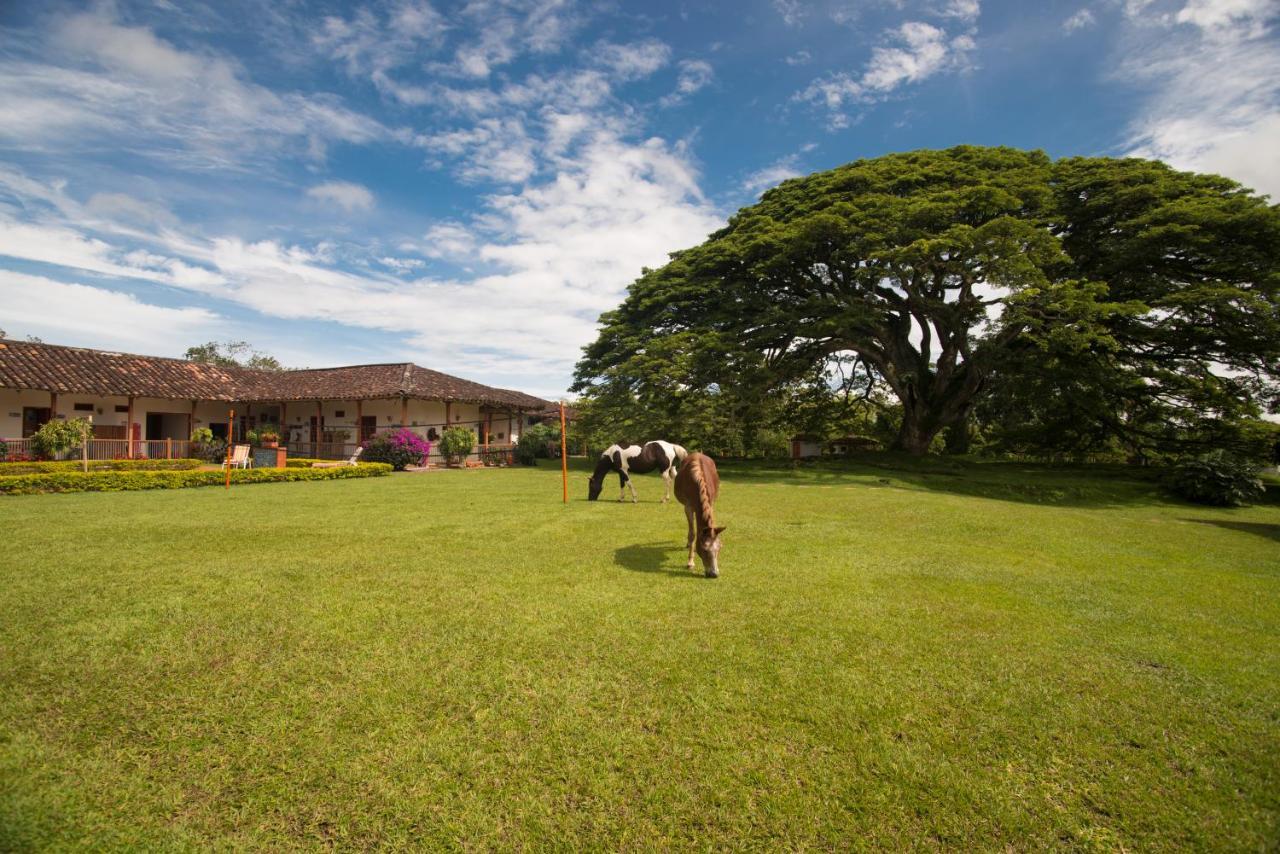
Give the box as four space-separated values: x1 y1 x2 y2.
317 400 323 455
126 395 134 459
445 400 452 427
400 396 409 429
356 399 363 447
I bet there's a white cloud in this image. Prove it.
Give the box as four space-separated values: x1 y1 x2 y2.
419 118 538 184
786 50 813 66
743 155 806 195
1063 8 1097 32
0 271 222 354
0 126 722 390
774 0 807 27
1175 0 1276 34
593 40 672 80
799 20 978 124
660 60 714 107
419 223 478 260
1120 0 1280 198
306 181 376 212
0 9 396 170
939 0 981 22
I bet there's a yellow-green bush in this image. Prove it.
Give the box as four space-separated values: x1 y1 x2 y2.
0 463 392 495
0 459 204 475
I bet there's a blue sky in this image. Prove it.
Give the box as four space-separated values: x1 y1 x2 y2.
0 0 1276 398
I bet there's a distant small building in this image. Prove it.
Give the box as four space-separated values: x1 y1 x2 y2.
827 436 879 455
790 435 823 460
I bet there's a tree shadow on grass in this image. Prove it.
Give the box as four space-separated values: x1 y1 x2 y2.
614 541 703 579
1181 518 1280 543
715 455 1165 509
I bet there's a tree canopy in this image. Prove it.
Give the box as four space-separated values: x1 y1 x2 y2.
184 340 283 371
573 146 1280 457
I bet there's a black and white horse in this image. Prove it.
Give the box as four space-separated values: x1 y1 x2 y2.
587 440 688 503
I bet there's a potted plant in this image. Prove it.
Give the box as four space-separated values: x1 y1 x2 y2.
258 423 280 449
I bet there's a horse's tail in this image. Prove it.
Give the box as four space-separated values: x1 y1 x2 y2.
672 443 689 466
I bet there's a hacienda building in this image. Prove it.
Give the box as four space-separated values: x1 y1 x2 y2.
0 338 551 462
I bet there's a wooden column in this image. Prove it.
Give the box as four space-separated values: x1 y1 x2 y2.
188 400 195 443
126 395 134 458
280 401 287 441
445 401 452 427
356 399 363 447
316 400 323 456
400 396 409 429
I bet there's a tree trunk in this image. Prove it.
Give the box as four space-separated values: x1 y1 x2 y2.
944 415 972 455
891 408 939 455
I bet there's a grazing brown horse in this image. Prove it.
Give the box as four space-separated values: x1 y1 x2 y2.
674 452 725 578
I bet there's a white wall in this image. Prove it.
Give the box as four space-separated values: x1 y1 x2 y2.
2 386 531 449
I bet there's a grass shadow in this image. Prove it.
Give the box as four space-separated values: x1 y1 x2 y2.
614 541 702 579
1181 518 1280 543
715 454 1165 509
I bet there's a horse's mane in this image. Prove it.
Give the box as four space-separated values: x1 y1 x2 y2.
688 455 715 530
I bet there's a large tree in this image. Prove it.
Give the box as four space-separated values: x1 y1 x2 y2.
185 340 283 371
573 147 1279 455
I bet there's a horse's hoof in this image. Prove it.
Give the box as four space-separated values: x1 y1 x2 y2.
686 561 695 569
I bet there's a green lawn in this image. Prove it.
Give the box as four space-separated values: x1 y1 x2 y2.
1 457 1277 849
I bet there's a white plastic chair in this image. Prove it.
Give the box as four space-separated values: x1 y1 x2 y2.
226 444 251 469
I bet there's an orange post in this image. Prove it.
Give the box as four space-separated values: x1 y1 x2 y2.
224 408 234 490
559 401 568 504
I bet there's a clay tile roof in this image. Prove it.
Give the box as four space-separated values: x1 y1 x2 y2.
0 339 250 399
0 339 553 410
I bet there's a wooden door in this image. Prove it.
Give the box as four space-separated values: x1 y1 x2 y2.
22 407 50 438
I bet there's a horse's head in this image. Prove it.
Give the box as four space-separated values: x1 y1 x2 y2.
696 526 726 578
586 474 603 501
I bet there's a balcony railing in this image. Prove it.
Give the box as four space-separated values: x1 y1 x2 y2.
1 438 192 461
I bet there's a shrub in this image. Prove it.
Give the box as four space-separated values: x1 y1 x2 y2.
0 439 7 460
32 417 92 459
515 423 561 465
363 429 431 470
1165 451 1265 507
0 459 203 476
438 426 475 466
479 447 509 466
0 463 392 495
190 427 213 444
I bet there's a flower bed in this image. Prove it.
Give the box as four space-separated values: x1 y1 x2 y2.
0 459 205 475
0 463 392 495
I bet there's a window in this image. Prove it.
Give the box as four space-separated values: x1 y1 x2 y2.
335 409 345 418
73 402 94 412
115 405 129 413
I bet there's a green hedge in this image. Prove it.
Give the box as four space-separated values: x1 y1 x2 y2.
0 459 205 476
285 458 325 468
0 463 393 495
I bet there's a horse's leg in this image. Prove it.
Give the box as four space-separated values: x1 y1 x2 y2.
661 467 672 504
617 471 627 502
627 475 639 503
684 504 697 569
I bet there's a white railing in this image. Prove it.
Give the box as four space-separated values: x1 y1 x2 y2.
1 438 193 461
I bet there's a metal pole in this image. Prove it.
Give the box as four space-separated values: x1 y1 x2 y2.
560 401 568 504
225 408 234 490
